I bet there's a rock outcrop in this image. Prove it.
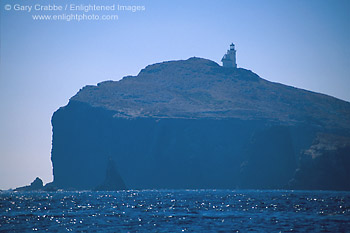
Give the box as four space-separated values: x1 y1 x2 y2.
95 158 126 191
51 58 350 190
290 133 350 190
15 177 43 191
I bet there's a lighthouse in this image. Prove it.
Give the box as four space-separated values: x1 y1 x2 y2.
221 43 237 68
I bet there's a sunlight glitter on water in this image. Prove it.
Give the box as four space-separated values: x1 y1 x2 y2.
1 190 350 232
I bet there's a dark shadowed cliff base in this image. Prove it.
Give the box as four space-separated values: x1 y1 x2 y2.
51 58 350 191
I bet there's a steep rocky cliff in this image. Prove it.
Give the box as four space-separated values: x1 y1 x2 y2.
51 58 350 190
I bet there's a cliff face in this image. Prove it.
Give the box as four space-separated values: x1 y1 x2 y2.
51 58 350 190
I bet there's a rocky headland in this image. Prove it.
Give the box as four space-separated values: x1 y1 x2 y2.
50 58 350 190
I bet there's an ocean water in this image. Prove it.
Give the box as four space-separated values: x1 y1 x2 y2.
1 190 349 232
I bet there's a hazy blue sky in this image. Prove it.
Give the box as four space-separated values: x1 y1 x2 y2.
1 0 349 189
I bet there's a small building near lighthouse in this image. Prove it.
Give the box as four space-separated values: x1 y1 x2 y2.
221 43 237 68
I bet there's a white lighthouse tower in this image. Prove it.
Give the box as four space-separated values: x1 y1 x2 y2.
221 43 237 68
